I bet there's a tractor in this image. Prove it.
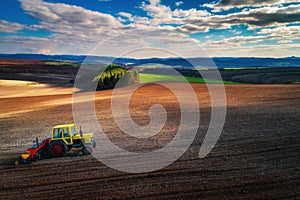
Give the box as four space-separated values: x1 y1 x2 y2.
15 124 96 165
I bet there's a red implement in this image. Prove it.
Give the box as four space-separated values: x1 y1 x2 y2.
15 138 51 165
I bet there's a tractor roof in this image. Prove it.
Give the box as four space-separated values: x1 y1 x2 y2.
52 124 75 129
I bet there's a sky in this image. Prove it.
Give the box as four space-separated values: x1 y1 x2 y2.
0 0 300 58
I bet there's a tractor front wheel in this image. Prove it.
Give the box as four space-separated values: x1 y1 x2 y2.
48 141 67 158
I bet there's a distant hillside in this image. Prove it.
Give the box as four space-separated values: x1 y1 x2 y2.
0 54 300 68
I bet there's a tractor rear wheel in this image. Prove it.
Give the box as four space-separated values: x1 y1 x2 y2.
48 141 67 158
82 145 93 155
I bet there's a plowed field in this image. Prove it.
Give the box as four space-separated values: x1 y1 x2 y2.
0 80 299 199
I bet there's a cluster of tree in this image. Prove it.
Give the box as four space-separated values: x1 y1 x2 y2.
93 65 139 90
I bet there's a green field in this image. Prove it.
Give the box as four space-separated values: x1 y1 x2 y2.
139 73 240 84
223 67 246 70
45 61 79 66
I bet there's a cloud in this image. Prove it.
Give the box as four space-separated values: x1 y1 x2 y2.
0 0 299 57
118 12 133 21
19 0 122 40
258 25 300 43
0 36 51 54
201 25 300 56
0 20 25 33
173 8 210 18
9 0 201 57
207 26 300 46
229 29 242 35
39 48 52 54
204 42 300 57
175 1 183 7
202 33 299 57
140 0 210 25
140 0 300 34
20 0 121 27
205 0 300 12
177 4 300 33
141 0 173 23
16 0 128 54
176 24 209 33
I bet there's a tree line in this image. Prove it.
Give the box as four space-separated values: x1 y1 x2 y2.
93 65 139 90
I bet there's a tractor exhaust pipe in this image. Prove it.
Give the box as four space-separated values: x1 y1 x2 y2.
80 126 83 138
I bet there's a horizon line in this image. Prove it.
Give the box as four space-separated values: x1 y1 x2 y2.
0 53 299 60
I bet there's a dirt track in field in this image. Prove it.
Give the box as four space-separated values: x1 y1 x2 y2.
0 79 299 199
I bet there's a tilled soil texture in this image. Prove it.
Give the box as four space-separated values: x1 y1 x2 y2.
0 81 299 200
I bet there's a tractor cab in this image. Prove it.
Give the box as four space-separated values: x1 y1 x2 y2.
52 124 77 145
51 124 94 145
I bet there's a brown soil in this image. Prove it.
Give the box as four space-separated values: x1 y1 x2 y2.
0 79 299 199
0 59 47 65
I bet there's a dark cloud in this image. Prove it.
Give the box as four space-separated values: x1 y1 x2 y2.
179 4 300 33
208 0 300 11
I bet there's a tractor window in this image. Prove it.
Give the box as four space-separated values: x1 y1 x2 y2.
53 128 62 138
70 126 76 136
63 128 70 138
